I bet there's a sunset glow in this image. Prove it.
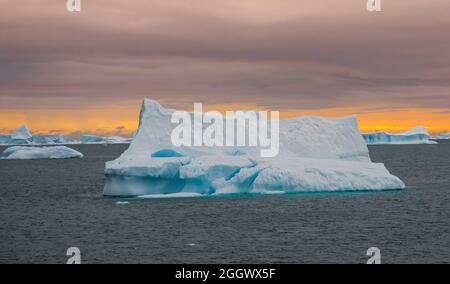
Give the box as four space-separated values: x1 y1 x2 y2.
1 0 450 136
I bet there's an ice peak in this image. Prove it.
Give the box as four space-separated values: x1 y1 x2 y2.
11 125 32 140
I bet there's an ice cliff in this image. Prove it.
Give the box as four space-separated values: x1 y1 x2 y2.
103 99 404 197
363 126 437 145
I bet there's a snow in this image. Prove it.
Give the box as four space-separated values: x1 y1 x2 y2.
81 135 132 144
363 126 437 145
1 146 83 160
11 125 32 140
104 99 405 197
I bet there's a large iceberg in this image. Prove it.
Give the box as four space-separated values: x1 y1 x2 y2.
1 146 83 160
103 99 404 197
80 135 132 144
363 126 437 145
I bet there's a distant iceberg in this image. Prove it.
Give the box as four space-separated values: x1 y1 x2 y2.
32 135 70 144
434 132 450 139
11 125 32 141
0 125 33 145
363 126 437 145
80 135 132 144
0 125 70 146
1 146 83 160
104 99 404 197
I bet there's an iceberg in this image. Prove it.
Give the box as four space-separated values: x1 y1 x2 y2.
1 125 33 145
0 135 13 145
363 126 437 145
434 132 450 139
81 135 132 144
1 146 83 160
11 125 32 140
104 99 404 197
32 135 70 145
0 125 70 145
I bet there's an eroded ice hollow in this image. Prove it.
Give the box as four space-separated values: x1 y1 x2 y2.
104 99 405 197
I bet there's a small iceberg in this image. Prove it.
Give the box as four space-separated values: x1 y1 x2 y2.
103 99 405 198
1 146 83 160
363 126 437 145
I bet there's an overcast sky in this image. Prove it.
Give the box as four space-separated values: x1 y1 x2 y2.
1 0 449 135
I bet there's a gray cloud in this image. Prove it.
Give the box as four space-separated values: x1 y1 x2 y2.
1 0 450 112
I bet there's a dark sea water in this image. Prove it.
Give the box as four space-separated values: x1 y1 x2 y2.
0 142 449 264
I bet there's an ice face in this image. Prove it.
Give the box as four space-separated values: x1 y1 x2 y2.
104 99 405 197
0 146 83 160
363 126 437 145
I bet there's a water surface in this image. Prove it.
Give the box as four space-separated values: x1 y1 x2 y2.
0 142 449 263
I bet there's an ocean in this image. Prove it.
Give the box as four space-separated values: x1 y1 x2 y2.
0 141 449 263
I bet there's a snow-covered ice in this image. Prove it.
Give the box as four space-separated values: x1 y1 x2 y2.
104 99 405 197
363 126 437 145
1 146 83 160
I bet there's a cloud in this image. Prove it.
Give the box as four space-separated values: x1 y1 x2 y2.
1 0 450 114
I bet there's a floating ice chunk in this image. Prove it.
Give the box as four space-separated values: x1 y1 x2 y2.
104 99 405 197
1 146 83 160
363 126 437 145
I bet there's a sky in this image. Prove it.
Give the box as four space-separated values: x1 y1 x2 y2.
1 0 450 136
